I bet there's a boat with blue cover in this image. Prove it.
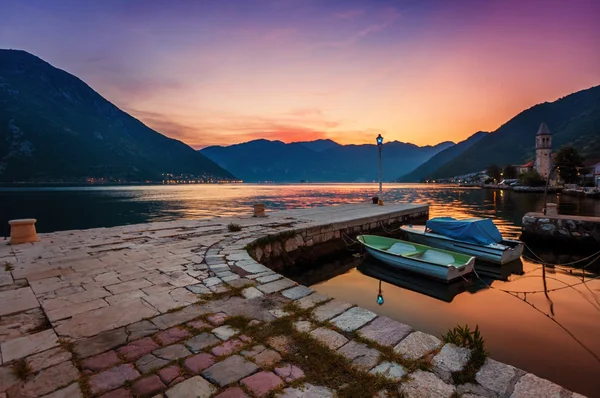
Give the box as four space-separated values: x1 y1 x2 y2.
401 217 524 265
357 235 475 282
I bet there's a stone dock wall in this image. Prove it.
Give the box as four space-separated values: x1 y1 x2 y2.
247 207 428 272
522 212 600 248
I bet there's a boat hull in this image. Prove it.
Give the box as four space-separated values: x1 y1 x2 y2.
362 246 473 282
401 226 523 265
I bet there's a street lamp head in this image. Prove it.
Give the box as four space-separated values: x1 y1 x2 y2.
376 134 383 146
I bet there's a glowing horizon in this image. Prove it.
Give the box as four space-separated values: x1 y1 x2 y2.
2 0 599 149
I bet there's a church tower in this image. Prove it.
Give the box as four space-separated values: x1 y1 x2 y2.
535 122 552 178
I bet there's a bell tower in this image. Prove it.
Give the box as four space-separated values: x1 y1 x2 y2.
535 122 552 178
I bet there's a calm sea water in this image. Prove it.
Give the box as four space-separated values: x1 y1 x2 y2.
1 184 599 396
1 183 598 234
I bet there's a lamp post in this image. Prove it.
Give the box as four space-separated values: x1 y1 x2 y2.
377 134 383 200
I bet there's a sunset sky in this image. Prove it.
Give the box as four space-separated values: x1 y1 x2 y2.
2 0 599 148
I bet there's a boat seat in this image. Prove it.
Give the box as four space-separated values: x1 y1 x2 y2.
387 242 418 255
422 250 454 266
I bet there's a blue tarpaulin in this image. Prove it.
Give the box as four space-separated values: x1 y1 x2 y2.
425 217 502 245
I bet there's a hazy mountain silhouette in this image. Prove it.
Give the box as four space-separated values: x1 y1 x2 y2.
297 139 342 152
201 139 454 182
0 50 234 182
398 131 488 181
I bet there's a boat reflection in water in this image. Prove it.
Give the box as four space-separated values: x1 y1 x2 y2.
357 256 524 303
474 259 524 281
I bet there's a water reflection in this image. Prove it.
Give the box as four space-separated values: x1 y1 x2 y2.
357 258 476 303
1 184 598 234
309 251 600 397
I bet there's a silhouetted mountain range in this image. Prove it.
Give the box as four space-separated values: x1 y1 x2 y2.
200 139 454 182
398 132 488 181
0 50 234 182
2 50 596 184
423 85 600 179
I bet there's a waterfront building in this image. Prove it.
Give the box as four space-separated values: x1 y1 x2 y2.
517 161 534 175
534 122 552 178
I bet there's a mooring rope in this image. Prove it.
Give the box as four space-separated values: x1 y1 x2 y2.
341 232 360 247
379 220 404 233
523 243 600 268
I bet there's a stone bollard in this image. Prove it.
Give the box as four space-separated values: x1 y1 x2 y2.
253 203 267 217
9 219 39 244
545 203 558 216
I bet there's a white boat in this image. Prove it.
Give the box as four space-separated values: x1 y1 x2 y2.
357 235 475 282
401 217 524 265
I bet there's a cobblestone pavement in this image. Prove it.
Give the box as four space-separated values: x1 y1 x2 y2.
0 204 586 397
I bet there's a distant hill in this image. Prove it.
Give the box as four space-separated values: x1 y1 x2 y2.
0 49 234 182
297 139 342 152
398 131 488 182
200 139 454 182
426 85 600 179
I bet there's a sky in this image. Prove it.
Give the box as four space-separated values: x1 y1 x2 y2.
1 0 599 149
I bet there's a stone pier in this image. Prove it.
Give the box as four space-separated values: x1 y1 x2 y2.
0 203 585 397
522 212 600 248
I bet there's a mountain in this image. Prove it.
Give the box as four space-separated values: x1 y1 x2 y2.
200 139 454 182
426 85 600 179
0 50 234 182
297 139 342 152
398 131 488 181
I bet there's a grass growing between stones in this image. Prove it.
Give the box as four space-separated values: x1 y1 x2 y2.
225 312 402 397
166 305 186 313
442 324 489 384
78 376 93 398
197 283 253 303
11 359 32 380
4 262 14 272
57 337 93 398
283 301 431 373
227 223 243 232
351 334 432 373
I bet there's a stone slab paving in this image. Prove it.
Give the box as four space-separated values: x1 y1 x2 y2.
240 371 284 397
164 375 216 397
278 383 334 398
394 330 442 360
294 293 329 310
400 370 456 398
475 358 519 396
357 316 412 347
311 299 352 322
1 329 58 364
309 327 349 350
281 286 312 300
337 340 380 371
0 203 586 397
330 307 377 332
0 287 39 317
432 343 472 382
201 355 259 387
510 373 571 398
369 361 406 381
